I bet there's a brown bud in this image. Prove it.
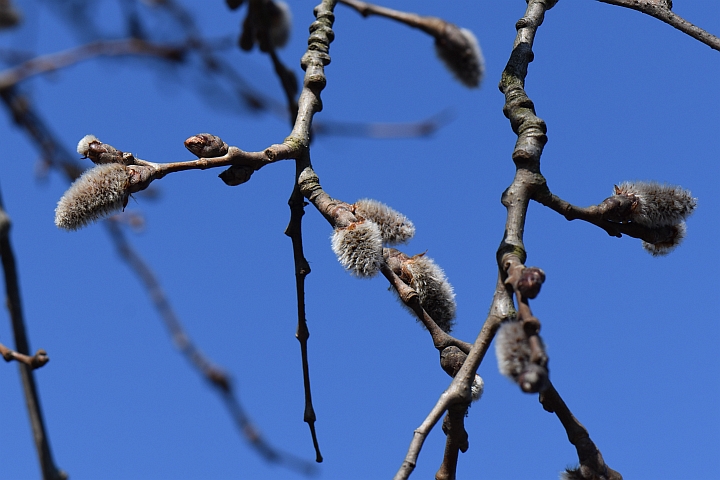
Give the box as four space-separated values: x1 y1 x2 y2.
184 133 229 158
517 267 545 299
219 165 254 186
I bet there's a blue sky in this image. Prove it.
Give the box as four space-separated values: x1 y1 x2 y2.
1 1 719 479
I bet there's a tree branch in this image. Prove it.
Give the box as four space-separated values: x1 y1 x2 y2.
597 0 720 51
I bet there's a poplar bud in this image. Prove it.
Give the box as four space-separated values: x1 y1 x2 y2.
331 220 383 277
184 133 229 158
353 199 415 245
77 135 131 165
434 25 484 88
55 164 155 230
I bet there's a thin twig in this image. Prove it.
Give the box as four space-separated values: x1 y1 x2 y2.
597 0 720 51
285 184 323 463
0 190 66 480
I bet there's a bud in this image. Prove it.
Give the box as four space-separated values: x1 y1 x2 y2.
434 25 484 88
77 135 132 165
613 181 696 228
55 164 155 230
184 133 229 158
642 222 686 256
353 199 415 245
387 250 457 332
331 220 383 277
219 165 254 186
471 374 484 402
517 267 545 299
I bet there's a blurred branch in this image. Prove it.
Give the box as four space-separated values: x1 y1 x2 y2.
0 38 186 90
597 0 720 51
0 190 66 480
105 219 317 475
313 109 454 138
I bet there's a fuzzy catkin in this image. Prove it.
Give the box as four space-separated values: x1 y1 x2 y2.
353 199 415 245
55 164 131 230
471 374 484 402
397 254 456 332
614 181 696 228
642 222 686 256
434 26 484 88
268 1 292 49
76 134 100 157
331 221 383 277
495 320 531 381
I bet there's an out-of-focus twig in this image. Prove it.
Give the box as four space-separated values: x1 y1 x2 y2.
0 38 186 90
598 0 720 51
0 189 66 480
105 219 318 475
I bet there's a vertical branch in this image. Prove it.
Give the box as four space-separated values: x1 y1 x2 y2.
0 190 66 480
284 183 323 463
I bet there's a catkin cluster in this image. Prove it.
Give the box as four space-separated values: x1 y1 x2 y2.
613 181 697 256
331 199 415 277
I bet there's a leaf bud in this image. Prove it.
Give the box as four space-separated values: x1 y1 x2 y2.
517 267 546 299
184 133 229 158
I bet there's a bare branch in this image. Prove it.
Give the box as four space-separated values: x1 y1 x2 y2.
598 0 720 51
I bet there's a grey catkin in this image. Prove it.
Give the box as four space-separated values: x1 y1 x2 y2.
331 221 384 277
434 26 484 88
353 198 415 245
55 164 132 230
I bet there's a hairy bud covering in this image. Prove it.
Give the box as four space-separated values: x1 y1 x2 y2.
353 199 415 245
642 222 686 256
331 220 383 277
471 374 484 402
434 25 484 88
55 164 132 230
613 181 696 228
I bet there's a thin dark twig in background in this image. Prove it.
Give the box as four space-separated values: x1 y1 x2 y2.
0 190 66 480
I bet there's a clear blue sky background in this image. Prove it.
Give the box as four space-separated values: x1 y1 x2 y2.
1 1 719 479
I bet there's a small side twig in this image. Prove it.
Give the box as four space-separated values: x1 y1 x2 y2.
597 0 720 51
0 190 66 480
